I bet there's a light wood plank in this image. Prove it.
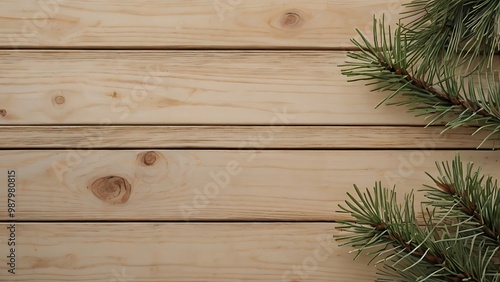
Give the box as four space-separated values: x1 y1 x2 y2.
0 150 498 221
0 223 375 281
0 125 496 149
0 51 424 125
1 0 405 48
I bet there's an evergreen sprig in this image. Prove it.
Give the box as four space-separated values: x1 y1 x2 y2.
341 7 500 147
424 158 500 245
336 156 500 282
402 0 500 69
337 1 500 281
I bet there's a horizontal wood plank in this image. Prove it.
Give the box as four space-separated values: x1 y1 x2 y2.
1 0 404 49
0 125 496 149
0 150 498 221
0 223 374 281
0 51 424 125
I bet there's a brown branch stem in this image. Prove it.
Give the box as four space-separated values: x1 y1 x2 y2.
435 181 500 243
374 51 500 121
373 222 475 281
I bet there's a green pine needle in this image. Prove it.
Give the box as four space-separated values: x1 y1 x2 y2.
336 156 500 282
341 11 500 148
337 1 500 280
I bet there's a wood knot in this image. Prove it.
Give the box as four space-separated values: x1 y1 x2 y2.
138 151 160 166
143 151 158 166
89 176 131 204
0 109 6 117
54 95 65 105
281 12 302 28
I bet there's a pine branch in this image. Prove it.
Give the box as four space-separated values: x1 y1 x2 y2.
424 156 500 245
337 2 500 281
336 156 500 282
364 49 498 121
341 18 500 148
402 0 500 69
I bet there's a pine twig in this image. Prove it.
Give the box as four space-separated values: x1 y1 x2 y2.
341 18 500 148
336 156 500 282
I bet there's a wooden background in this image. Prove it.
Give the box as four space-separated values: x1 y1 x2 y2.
0 0 498 281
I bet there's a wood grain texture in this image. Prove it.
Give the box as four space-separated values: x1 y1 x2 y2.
0 223 376 281
0 150 498 221
2 1 498 281
1 0 404 49
0 125 496 149
0 50 424 125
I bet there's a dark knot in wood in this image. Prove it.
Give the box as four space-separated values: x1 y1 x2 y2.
54 95 65 105
281 12 302 28
89 176 131 204
142 151 158 166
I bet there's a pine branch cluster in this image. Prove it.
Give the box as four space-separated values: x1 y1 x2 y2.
341 0 500 147
337 2 500 280
336 156 500 282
